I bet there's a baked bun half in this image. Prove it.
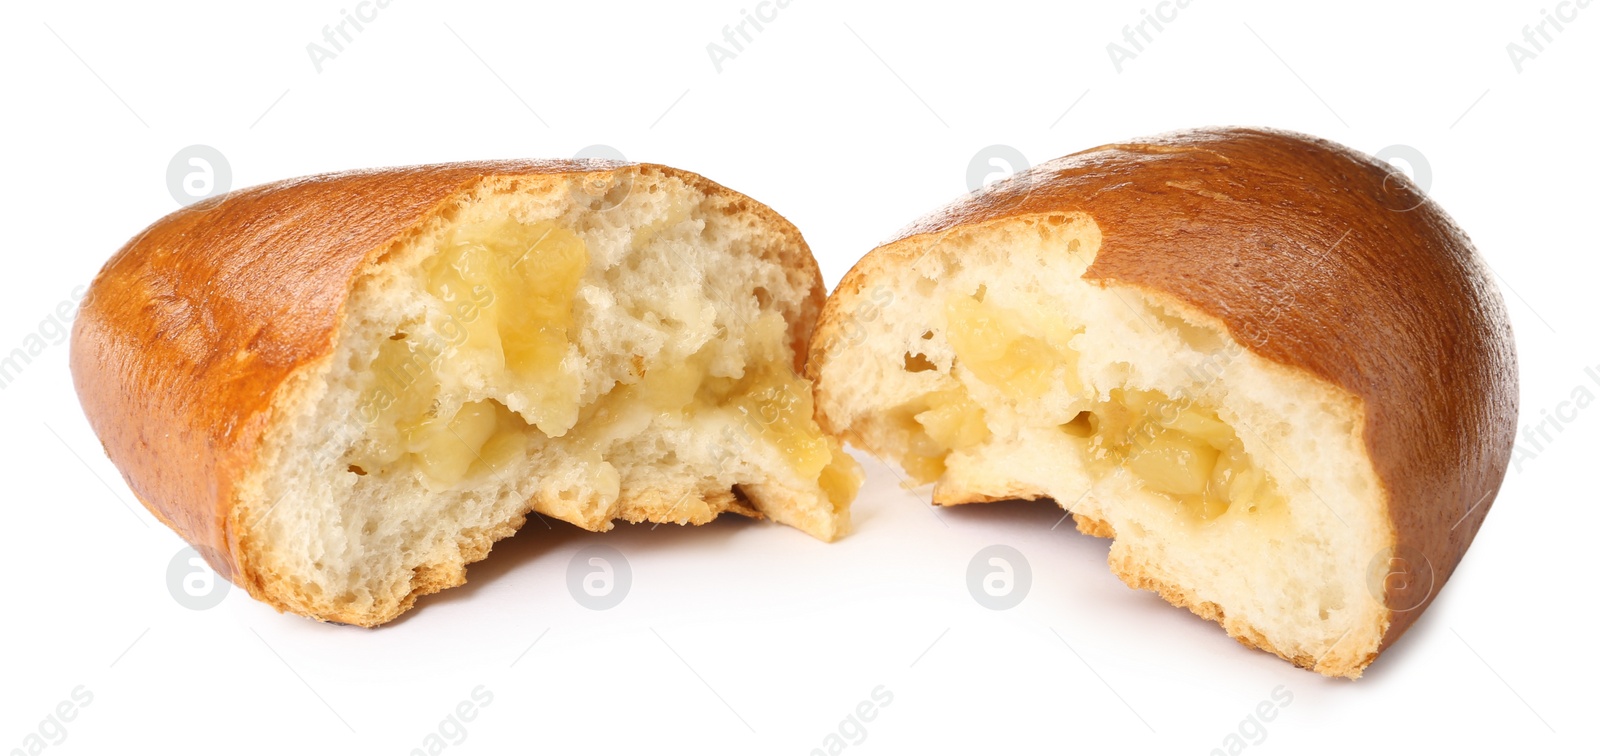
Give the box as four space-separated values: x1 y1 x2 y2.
808 128 1516 677
72 160 861 626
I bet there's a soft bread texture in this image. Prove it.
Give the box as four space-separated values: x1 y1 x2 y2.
808 128 1517 678
72 160 861 626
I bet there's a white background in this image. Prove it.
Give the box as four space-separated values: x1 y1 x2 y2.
2 0 1595 753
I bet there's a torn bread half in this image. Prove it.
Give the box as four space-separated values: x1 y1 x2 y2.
807 128 1517 678
72 160 862 626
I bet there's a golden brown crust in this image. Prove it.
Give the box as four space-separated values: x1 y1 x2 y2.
71 160 824 592
1073 513 1116 540
810 127 1516 666
930 484 1048 507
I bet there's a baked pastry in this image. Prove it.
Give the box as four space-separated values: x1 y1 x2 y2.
72 160 861 626
807 128 1516 677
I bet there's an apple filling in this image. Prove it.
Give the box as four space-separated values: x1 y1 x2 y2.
1076 389 1285 522
943 290 1083 399
893 290 1283 524
891 386 990 483
721 360 864 507
347 219 860 508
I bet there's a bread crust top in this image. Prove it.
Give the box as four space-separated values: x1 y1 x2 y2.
70 160 823 582
814 127 1517 652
